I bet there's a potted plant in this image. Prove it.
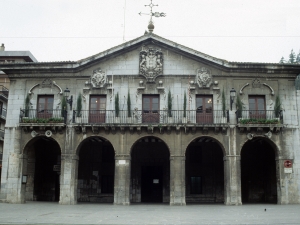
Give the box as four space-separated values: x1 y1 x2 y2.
236 94 243 122
274 95 281 119
167 90 173 123
23 94 30 120
127 90 131 123
182 91 187 123
61 96 67 122
115 92 120 123
76 93 82 123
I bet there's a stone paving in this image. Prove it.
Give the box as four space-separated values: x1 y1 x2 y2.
0 202 300 225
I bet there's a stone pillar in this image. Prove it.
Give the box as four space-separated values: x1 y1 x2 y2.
276 156 285 204
170 155 186 206
114 154 131 205
3 128 25 203
224 155 242 205
59 154 78 205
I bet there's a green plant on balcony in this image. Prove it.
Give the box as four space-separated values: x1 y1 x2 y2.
115 92 119 117
239 118 280 124
183 91 187 117
222 89 226 117
24 94 30 117
22 117 64 123
168 90 172 117
76 93 82 117
236 94 244 118
127 90 131 117
274 95 281 118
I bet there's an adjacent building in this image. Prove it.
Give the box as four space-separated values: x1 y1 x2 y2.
0 33 300 205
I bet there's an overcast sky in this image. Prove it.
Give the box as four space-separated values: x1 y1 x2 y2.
1 0 300 63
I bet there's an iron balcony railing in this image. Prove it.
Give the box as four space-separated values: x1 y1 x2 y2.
72 110 229 125
19 109 67 124
0 108 6 119
236 110 283 124
0 86 9 98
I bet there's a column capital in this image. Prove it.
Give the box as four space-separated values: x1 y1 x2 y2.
61 154 79 161
115 154 131 160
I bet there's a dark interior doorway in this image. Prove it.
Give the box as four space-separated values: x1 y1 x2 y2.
33 138 61 202
241 138 277 204
141 166 163 202
77 137 115 203
185 137 224 203
131 137 170 203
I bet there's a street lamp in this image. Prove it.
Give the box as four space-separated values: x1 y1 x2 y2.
230 88 236 111
64 88 73 110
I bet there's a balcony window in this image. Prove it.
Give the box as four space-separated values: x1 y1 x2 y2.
89 95 106 123
196 95 213 124
142 95 159 123
38 95 54 119
249 96 266 119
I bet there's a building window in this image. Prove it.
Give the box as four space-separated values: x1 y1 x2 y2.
190 177 202 194
89 95 106 123
142 95 159 123
37 95 54 118
196 95 213 124
249 96 265 119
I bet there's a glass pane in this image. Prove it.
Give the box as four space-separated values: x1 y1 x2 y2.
206 98 212 113
257 98 265 110
143 98 150 110
196 98 203 112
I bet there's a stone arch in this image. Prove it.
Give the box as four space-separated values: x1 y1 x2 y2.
240 136 278 204
129 135 171 155
130 135 170 203
22 136 62 202
75 135 116 156
184 135 227 157
76 135 115 203
185 135 225 203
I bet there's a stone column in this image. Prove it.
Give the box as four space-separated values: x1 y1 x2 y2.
224 155 242 205
170 155 186 206
114 154 131 205
59 153 78 205
276 156 285 204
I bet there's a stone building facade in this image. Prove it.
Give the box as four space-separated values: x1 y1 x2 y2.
0 33 300 205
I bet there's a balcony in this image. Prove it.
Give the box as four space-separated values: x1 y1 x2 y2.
19 109 66 132
71 109 229 134
0 108 6 120
236 110 283 132
0 86 8 102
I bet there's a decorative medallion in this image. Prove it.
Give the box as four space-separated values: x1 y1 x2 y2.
139 46 163 83
196 67 212 88
91 68 107 88
252 78 261 88
41 78 53 88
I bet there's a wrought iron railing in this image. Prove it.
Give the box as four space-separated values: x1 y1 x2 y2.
72 110 229 125
0 86 9 98
19 109 67 123
0 108 6 119
0 129 4 139
236 110 283 124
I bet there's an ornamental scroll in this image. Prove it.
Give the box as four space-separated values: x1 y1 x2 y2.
139 46 163 83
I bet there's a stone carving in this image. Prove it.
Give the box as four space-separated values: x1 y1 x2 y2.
252 78 261 88
196 67 212 88
41 78 53 88
139 46 163 83
91 68 107 88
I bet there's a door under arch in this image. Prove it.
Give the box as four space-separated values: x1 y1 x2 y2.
131 137 170 203
185 137 224 203
25 137 61 202
241 138 277 203
77 137 115 203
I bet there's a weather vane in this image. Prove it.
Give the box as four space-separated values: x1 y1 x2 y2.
139 0 166 33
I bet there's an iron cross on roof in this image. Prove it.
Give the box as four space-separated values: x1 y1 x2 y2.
139 0 166 33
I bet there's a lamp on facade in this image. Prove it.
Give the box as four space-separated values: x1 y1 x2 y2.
230 88 236 111
64 88 73 110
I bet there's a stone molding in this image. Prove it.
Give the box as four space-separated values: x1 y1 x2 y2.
61 154 79 161
115 154 131 160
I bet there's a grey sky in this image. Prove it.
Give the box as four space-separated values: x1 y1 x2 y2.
1 0 299 63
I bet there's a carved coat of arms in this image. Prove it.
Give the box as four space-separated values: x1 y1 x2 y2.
196 67 212 88
91 68 107 88
139 46 163 83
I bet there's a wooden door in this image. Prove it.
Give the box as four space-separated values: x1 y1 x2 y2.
249 96 265 119
89 96 106 123
196 96 213 124
38 95 54 119
142 95 159 123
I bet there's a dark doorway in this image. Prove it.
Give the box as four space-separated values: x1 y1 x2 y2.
185 137 224 203
241 138 277 204
141 166 163 202
131 137 170 203
77 137 115 203
32 138 61 202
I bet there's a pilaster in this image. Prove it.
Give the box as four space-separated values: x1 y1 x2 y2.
170 155 186 206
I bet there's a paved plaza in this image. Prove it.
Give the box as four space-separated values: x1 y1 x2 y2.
0 202 300 225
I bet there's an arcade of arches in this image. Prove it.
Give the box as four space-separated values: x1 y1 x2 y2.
20 135 279 205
